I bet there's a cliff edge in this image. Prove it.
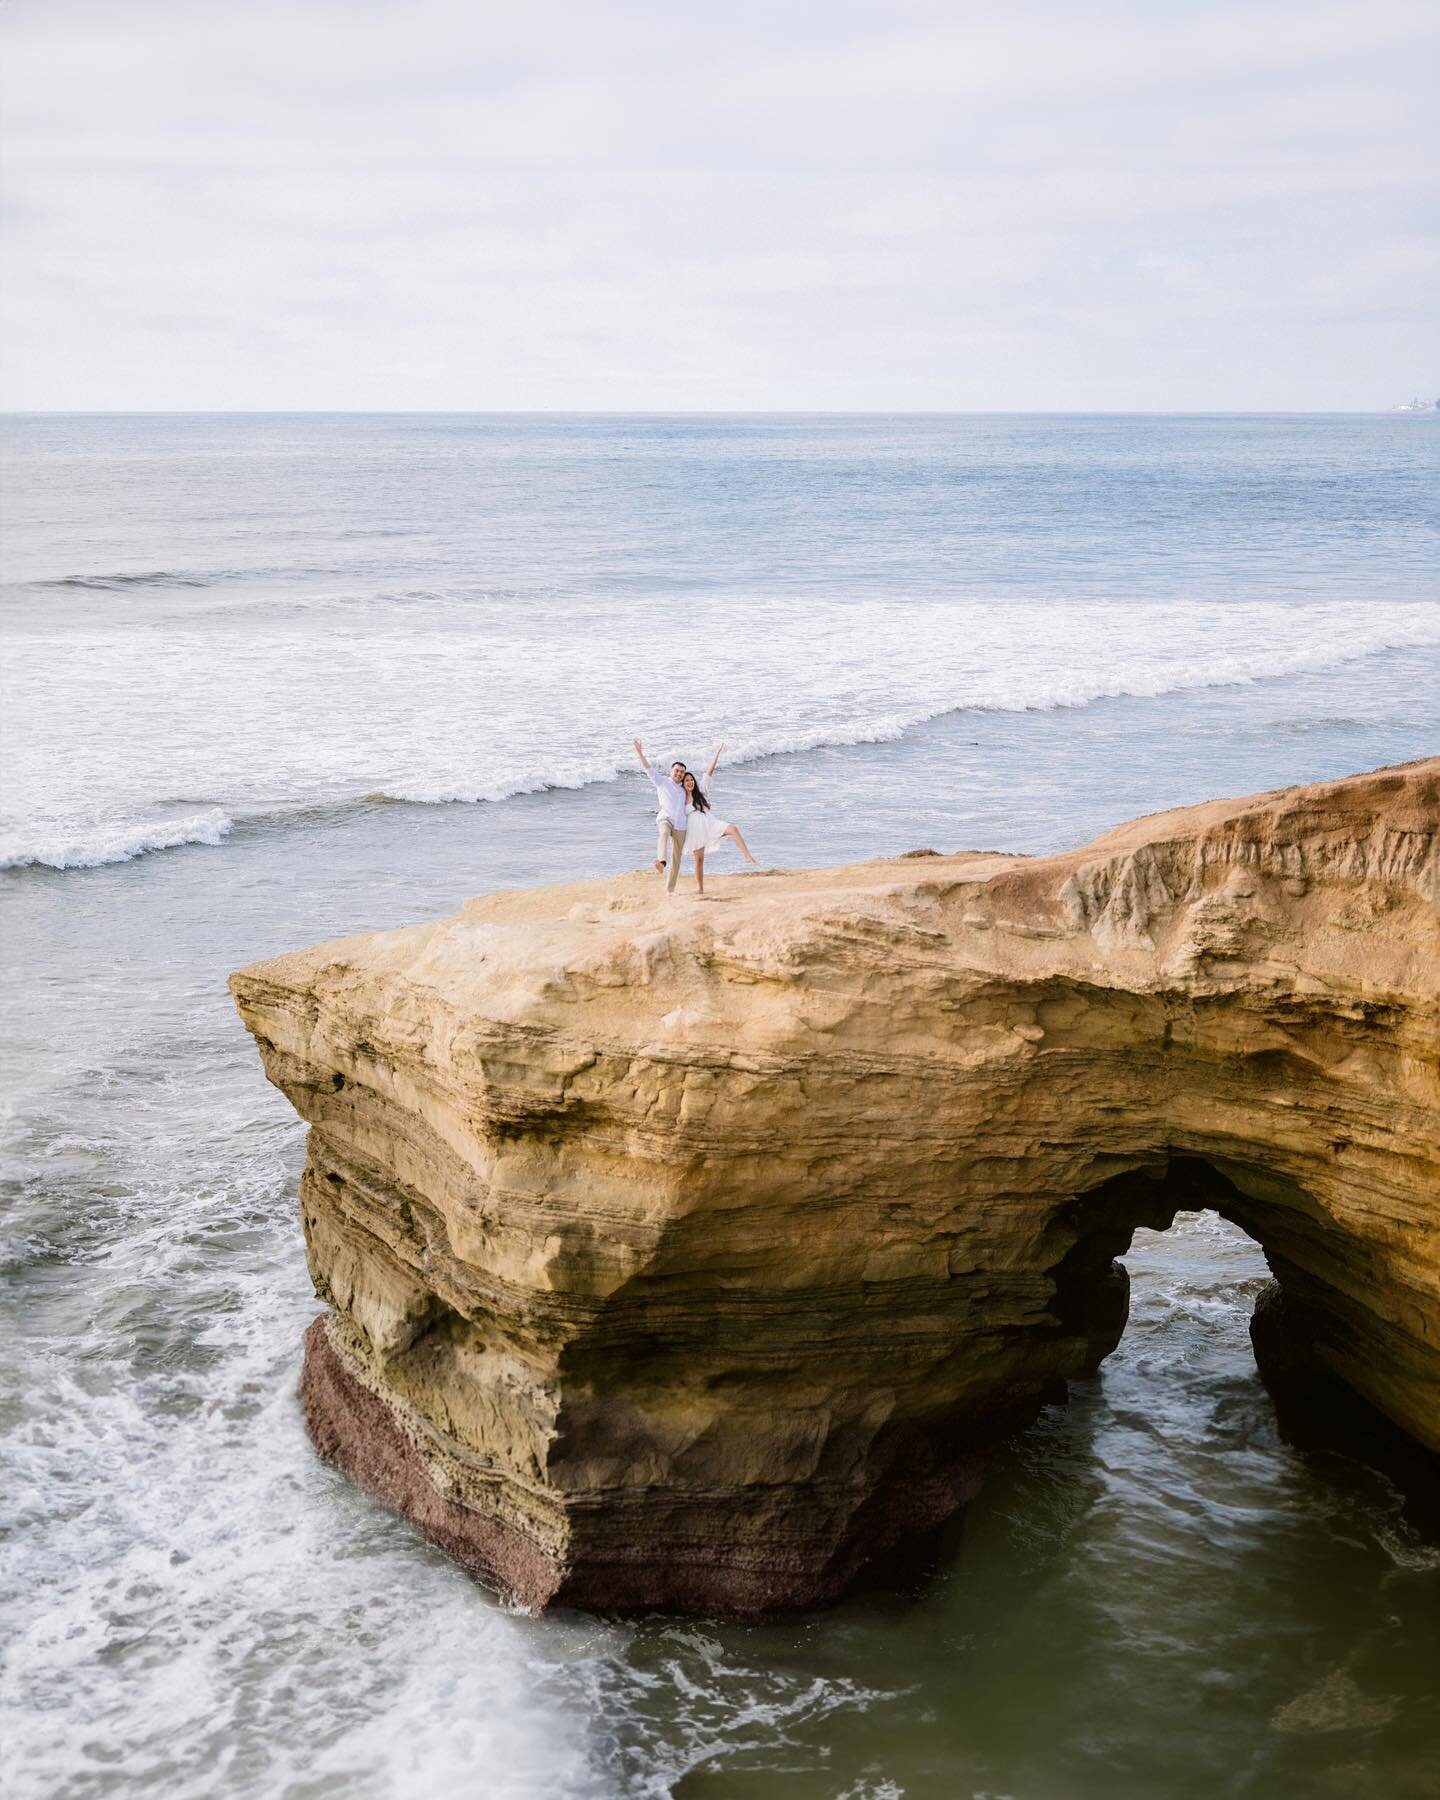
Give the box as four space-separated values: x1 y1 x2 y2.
231 759 1440 1613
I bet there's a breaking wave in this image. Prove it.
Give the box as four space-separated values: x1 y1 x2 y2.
4 595 1440 873
0 806 233 872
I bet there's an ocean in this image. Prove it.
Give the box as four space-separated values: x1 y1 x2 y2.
2 412 1437 1798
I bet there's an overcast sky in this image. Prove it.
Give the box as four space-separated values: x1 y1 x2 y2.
1 0 1435 410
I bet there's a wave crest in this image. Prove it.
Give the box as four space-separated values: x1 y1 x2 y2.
0 807 233 872
40 571 216 591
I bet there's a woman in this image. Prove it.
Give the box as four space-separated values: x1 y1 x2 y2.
682 743 759 895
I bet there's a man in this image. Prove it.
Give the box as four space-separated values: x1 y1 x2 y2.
632 738 688 894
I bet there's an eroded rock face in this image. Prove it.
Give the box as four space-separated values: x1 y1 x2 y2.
231 760 1440 1613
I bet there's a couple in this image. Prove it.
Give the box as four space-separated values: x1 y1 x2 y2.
633 738 758 895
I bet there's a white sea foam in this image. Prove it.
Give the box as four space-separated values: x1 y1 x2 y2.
0 805 233 872
0 1034 596 1799
0 1033 889 1799
3 594 1438 872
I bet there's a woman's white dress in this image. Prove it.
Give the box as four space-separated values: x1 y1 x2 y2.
686 782 731 855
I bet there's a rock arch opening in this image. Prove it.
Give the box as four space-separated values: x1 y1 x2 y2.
1044 1153 1433 1511
1045 1154 1299 1381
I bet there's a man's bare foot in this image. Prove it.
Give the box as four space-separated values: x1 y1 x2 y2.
653 859 665 873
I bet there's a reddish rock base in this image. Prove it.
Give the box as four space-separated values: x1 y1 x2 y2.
300 1316 994 1615
300 1316 566 1609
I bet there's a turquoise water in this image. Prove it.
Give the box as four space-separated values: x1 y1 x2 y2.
1 414 1437 1797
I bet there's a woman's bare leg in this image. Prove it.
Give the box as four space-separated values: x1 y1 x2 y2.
724 825 759 866
693 848 705 895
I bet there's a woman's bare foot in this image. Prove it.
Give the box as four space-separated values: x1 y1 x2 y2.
653 859 666 873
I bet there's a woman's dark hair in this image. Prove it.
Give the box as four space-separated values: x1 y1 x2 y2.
683 770 710 811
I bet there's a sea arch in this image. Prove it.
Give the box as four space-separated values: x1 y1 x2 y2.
232 759 1440 1614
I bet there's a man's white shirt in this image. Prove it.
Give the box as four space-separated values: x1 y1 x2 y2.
647 768 688 829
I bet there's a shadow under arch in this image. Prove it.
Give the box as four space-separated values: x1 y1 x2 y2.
1044 1152 1280 1375
850 1154 1435 1619
1042 1151 1439 1532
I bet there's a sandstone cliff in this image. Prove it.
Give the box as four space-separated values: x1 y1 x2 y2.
231 760 1440 1614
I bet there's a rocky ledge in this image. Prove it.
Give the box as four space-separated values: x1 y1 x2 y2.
231 760 1439 1614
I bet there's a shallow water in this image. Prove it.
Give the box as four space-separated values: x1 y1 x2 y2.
1 414 1437 1797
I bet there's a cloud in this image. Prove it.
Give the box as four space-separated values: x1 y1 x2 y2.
1 0 1435 408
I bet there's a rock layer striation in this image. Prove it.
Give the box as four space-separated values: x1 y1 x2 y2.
232 760 1440 1613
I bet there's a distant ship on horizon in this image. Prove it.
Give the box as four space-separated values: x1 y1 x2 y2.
1391 396 1438 411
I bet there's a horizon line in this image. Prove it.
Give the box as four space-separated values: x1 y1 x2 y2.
3 406 1434 419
